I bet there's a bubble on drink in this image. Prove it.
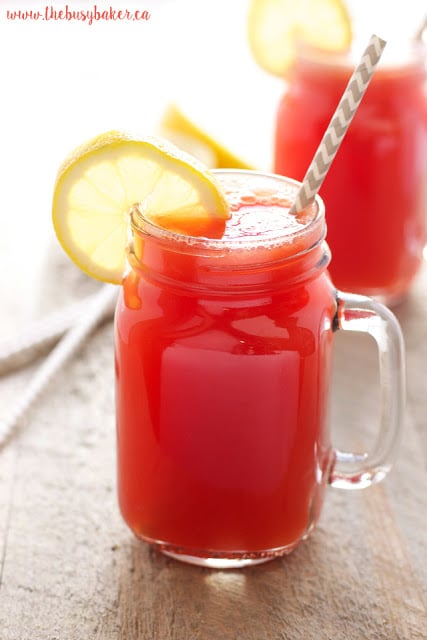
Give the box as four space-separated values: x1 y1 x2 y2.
218 173 318 241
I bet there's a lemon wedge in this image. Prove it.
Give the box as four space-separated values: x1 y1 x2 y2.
157 129 218 169
247 0 352 77
52 131 230 284
160 103 254 170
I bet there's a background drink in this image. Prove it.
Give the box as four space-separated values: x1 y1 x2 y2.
274 43 427 304
115 172 337 563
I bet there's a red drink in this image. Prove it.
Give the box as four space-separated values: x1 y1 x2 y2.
115 171 337 566
275 44 427 304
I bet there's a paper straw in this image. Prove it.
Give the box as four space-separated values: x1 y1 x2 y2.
289 34 387 214
0 283 117 450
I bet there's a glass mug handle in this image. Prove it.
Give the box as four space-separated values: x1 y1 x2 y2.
330 291 406 490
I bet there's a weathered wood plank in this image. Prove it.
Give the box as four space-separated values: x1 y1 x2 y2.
0 258 426 640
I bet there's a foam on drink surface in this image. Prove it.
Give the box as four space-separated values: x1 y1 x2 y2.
218 173 317 243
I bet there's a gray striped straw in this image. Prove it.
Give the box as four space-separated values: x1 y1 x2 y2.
289 34 387 215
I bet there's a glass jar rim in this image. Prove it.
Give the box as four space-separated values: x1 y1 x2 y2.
129 169 325 257
293 38 427 73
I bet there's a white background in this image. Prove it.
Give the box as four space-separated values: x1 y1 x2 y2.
0 0 425 326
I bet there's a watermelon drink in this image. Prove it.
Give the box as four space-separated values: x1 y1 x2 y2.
275 43 427 304
115 170 405 567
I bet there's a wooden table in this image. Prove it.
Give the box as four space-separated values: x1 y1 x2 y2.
0 238 426 640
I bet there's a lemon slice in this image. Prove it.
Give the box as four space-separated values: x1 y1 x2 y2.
158 129 218 169
52 131 230 284
160 103 254 170
247 0 352 77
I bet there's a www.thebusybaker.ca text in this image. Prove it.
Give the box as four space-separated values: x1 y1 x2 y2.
6 5 151 24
